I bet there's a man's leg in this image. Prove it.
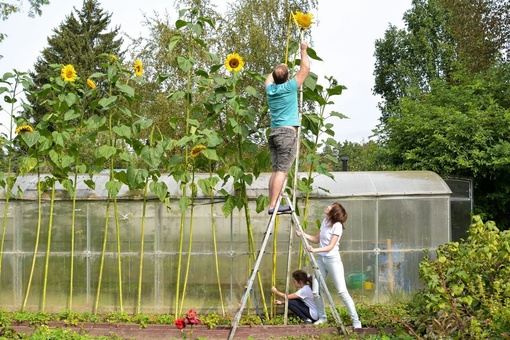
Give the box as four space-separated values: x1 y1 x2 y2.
268 171 287 210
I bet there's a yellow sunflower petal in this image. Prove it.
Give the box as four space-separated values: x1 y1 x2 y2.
190 145 207 158
133 59 143 77
87 78 96 89
61 64 77 82
225 53 244 72
15 125 34 134
294 11 314 30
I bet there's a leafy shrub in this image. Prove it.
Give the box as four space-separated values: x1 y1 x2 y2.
408 215 510 338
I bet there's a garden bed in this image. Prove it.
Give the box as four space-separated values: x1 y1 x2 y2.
9 322 390 339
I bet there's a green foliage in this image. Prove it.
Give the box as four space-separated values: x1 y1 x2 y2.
408 215 510 338
378 67 510 229
201 311 231 329
25 0 124 126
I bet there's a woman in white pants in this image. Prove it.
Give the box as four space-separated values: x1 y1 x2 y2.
297 202 362 328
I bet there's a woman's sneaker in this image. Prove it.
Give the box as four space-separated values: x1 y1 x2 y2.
313 318 327 325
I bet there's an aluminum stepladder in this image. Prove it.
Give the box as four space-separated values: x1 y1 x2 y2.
227 192 349 339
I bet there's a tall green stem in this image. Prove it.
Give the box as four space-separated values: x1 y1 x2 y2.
113 195 123 312
0 157 13 278
136 178 149 314
179 172 195 314
94 196 111 314
22 160 42 309
210 164 225 315
42 181 56 311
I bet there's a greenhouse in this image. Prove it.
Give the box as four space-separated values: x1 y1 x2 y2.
0 170 451 314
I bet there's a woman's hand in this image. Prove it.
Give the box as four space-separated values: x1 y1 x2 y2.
274 300 283 305
271 286 278 294
295 230 302 237
306 245 314 253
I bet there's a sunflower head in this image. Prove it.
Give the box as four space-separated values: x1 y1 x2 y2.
15 125 34 134
61 64 77 82
190 145 207 159
133 59 143 77
293 11 314 30
225 53 244 72
87 78 96 89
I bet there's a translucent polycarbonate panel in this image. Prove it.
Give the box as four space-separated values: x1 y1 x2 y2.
0 171 453 312
377 197 449 249
312 171 451 197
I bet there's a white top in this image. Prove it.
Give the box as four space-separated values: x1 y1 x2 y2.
318 218 343 257
295 284 318 320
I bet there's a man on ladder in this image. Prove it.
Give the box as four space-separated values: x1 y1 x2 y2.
265 41 310 215
227 41 350 339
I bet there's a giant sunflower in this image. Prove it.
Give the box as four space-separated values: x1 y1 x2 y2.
293 11 314 30
61 64 77 82
190 145 207 159
225 53 244 72
15 125 34 134
133 59 143 77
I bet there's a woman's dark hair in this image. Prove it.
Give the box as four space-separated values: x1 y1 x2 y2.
292 269 312 287
326 202 347 229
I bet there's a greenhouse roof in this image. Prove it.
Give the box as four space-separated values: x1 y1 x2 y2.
0 171 451 200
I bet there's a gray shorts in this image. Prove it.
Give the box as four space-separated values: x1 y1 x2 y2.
268 127 298 172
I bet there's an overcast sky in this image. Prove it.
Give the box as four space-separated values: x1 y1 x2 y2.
0 0 412 143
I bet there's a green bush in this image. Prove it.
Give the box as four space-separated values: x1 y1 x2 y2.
408 215 510 338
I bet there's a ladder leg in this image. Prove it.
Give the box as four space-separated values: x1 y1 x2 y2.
227 201 283 340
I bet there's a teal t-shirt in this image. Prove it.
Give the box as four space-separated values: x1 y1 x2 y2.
266 78 299 128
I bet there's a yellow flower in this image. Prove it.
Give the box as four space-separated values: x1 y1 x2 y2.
87 78 96 89
190 145 207 158
133 59 143 77
293 11 314 30
110 55 117 62
225 53 244 72
61 64 77 82
15 125 34 134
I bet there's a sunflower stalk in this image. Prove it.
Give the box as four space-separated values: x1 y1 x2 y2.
41 179 56 311
208 162 225 315
22 165 43 310
136 176 150 314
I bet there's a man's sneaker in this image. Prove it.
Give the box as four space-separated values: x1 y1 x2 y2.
313 318 327 325
267 205 292 215
353 321 362 329
304 319 313 325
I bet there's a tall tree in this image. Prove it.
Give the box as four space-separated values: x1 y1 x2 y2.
373 0 510 124
373 0 510 229
24 0 124 125
373 0 456 123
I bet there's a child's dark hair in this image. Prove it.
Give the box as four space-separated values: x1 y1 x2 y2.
292 269 312 287
327 202 347 229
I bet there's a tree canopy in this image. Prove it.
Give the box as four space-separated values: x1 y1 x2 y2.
373 0 510 229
